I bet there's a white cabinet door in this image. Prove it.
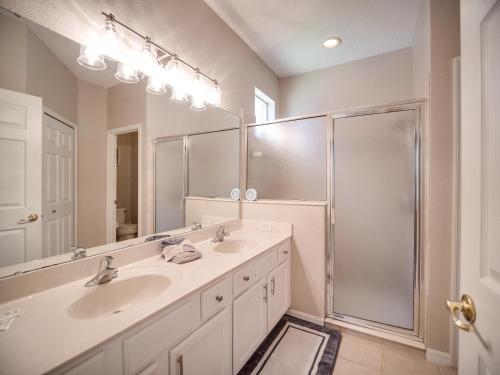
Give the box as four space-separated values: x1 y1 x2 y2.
233 278 268 373
135 355 168 375
170 309 231 375
268 260 290 329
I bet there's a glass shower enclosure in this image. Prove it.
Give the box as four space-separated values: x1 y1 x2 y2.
329 104 422 337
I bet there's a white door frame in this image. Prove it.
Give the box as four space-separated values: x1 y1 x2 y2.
42 107 78 248
106 124 143 243
449 56 461 368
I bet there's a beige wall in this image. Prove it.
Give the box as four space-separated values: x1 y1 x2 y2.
278 48 413 118
412 0 460 354
77 80 108 248
107 82 147 130
25 29 78 123
0 11 78 122
242 202 327 321
0 11 27 93
428 0 460 353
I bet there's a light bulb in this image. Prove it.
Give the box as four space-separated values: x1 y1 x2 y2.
115 62 139 83
77 44 106 70
166 57 188 103
98 18 124 61
134 38 158 76
206 81 221 107
146 66 167 95
189 71 206 111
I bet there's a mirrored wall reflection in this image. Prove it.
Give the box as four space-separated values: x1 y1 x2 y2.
154 129 240 233
0 9 240 277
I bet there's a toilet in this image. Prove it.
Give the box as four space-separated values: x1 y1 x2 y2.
116 208 138 241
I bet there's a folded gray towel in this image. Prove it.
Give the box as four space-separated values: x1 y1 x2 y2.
160 237 185 248
171 251 202 264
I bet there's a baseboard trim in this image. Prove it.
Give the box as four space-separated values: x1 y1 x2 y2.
286 309 324 326
426 349 451 366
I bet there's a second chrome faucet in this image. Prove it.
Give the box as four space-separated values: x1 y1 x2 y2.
85 256 118 287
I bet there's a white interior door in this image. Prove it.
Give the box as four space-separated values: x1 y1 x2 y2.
455 0 500 373
0 88 42 267
42 113 74 257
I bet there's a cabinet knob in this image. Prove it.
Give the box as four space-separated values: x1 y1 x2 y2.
215 295 223 302
243 275 250 281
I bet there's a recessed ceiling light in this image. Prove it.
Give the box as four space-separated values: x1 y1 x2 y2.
323 37 341 49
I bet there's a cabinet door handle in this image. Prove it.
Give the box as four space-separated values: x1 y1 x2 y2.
271 277 275 295
215 295 223 302
263 284 268 302
177 355 183 375
283 250 288 254
243 275 250 281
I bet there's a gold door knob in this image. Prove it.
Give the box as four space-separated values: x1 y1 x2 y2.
17 213 39 224
446 294 476 331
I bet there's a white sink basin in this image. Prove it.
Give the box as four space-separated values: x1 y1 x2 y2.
68 270 172 319
213 239 256 254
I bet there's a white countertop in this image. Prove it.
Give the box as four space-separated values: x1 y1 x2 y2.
0 224 291 375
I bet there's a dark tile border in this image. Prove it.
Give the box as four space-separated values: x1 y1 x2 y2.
238 315 342 375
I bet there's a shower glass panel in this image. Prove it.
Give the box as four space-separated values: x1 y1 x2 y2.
155 138 185 232
247 117 327 201
333 110 416 330
188 129 240 198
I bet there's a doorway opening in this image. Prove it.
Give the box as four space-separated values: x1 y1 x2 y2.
106 124 142 243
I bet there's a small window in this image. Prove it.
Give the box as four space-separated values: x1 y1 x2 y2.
254 87 275 123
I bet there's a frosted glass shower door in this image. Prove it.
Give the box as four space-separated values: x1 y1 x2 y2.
332 110 417 330
155 138 185 232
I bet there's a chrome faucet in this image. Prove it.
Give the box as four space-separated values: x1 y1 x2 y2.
192 221 202 230
85 256 118 287
211 225 230 243
71 246 86 260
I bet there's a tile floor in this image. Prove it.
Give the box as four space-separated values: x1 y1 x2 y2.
330 328 458 375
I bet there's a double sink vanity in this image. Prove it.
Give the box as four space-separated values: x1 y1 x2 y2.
0 220 292 375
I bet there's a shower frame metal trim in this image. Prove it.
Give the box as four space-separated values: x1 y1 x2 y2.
326 100 426 341
153 127 241 233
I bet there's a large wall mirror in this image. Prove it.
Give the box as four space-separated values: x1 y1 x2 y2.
0 9 240 277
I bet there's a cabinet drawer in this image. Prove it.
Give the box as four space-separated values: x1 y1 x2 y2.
277 240 290 264
233 261 257 297
256 248 278 280
201 276 231 321
123 296 200 375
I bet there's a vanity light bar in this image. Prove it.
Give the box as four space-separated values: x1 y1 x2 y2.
101 12 217 84
78 12 222 109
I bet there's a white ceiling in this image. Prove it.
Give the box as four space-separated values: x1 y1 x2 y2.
205 0 422 78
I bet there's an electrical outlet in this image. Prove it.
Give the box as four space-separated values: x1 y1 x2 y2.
260 222 272 232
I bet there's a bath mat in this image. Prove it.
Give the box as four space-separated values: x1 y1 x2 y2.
239 315 341 375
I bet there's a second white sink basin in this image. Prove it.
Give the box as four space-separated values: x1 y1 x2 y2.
68 270 172 319
213 239 256 254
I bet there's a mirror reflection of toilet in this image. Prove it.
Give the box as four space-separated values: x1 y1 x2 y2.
116 208 138 241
